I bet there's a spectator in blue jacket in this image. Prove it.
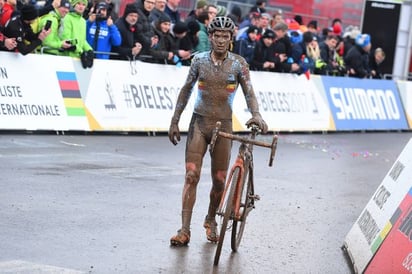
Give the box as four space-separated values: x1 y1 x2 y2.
234 25 259 64
87 1 121 59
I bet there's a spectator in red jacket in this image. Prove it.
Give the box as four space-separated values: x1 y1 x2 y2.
0 0 16 27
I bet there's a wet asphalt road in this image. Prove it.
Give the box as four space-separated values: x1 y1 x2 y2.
1 131 411 274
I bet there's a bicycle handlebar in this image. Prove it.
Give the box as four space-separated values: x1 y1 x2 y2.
209 121 278 167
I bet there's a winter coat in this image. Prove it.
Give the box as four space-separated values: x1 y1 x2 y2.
86 18 121 59
61 11 93 57
112 16 146 60
149 26 178 64
250 39 276 71
344 44 369 78
194 22 209 53
136 2 155 49
272 36 293 72
3 13 42 55
39 10 66 55
234 36 256 64
0 2 14 28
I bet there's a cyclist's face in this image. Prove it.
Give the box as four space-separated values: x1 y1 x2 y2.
210 30 231 54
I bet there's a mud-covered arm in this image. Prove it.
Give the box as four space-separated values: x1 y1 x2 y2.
238 58 268 133
170 57 199 124
238 58 260 115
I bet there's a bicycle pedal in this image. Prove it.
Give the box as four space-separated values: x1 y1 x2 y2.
254 194 260 201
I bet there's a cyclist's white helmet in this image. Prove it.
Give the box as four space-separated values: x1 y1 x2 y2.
207 16 236 35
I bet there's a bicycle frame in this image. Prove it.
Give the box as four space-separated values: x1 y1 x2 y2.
210 121 278 265
217 130 256 221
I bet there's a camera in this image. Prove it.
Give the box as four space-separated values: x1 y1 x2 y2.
44 20 52 31
66 39 78 45
96 10 106 21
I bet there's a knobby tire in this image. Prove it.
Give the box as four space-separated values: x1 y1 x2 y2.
214 167 240 266
231 166 253 251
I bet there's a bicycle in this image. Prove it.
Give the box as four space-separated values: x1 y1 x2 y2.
209 121 278 266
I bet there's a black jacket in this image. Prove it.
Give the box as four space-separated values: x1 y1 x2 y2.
344 45 370 78
136 2 155 48
250 39 276 71
3 13 41 55
112 17 147 60
272 36 293 72
149 27 178 64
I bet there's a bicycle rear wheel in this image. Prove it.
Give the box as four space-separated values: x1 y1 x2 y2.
231 167 254 251
214 167 240 266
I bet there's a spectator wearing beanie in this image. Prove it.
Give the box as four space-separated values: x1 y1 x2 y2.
38 0 73 56
171 21 194 66
344 33 372 78
149 13 178 64
2 4 50 55
112 3 146 60
250 29 276 71
60 0 93 58
234 25 259 64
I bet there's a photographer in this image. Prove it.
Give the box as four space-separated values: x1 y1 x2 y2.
86 1 121 59
61 0 93 58
39 0 73 56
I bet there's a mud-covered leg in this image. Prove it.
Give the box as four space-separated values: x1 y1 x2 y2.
171 115 207 246
204 126 232 243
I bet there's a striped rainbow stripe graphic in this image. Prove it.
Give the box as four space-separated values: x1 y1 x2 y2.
56 71 86 116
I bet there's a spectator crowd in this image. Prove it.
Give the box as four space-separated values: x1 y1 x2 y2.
0 0 386 78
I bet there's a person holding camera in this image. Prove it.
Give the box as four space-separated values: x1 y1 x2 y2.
2 4 51 55
61 0 93 60
86 1 121 59
38 0 73 55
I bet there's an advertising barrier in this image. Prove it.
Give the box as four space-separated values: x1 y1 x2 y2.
343 138 412 273
0 51 410 132
397 80 412 128
322 76 408 130
245 72 333 132
364 187 412 273
0 53 90 131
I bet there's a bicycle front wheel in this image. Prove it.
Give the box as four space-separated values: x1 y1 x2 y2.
214 167 240 266
231 166 253 251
